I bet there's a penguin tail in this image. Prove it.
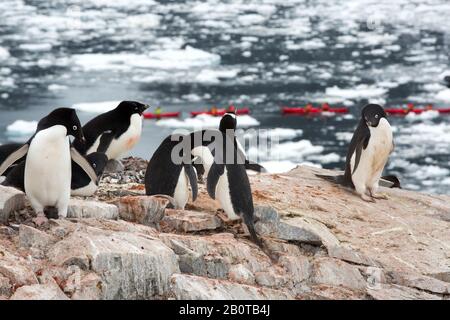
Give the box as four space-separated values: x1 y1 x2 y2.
243 214 279 263
315 173 349 187
380 175 402 189
315 174 354 189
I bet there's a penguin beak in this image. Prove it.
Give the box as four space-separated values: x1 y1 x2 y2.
78 132 86 144
140 104 150 113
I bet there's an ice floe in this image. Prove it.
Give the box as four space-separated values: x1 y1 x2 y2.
243 128 303 141
326 85 387 100
436 89 450 102
195 69 239 84
48 84 68 91
405 110 439 122
237 14 266 26
0 47 10 61
19 43 53 52
6 120 37 136
73 46 220 72
248 139 324 164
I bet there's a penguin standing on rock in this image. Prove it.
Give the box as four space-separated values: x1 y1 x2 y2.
206 130 265 251
145 135 198 209
73 101 149 161
317 104 395 202
2 152 107 197
0 108 97 224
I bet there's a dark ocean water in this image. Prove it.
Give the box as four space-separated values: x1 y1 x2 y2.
0 0 449 193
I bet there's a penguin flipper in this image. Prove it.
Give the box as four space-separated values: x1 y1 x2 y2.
244 160 267 173
97 130 115 154
352 127 370 174
183 164 198 201
70 147 98 184
206 162 224 199
0 144 29 176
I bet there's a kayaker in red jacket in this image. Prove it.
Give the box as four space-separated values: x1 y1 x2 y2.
405 103 415 113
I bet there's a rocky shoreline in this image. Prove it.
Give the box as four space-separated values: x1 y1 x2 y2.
0 157 449 300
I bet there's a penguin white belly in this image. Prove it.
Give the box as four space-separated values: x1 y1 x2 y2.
107 114 142 159
88 114 143 159
216 168 240 220
173 167 189 209
351 118 393 189
25 126 71 215
192 146 214 176
71 181 98 197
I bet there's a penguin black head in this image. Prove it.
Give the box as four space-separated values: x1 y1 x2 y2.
444 76 450 88
116 101 149 116
361 104 387 127
39 108 85 141
219 112 237 132
86 152 108 177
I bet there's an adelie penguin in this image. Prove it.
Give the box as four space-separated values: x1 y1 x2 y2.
206 130 270 257
145 135 198 209
2 152 108 197
317 104 395 202
190 111 265 181
0 108 98 224
73 101 149 161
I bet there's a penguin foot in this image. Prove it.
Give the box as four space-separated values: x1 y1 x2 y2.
360 194 375 202
32 213 49 226
371 193 389 200
369 188 389 200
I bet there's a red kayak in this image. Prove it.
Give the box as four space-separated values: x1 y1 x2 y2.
143 112 180 119
282 107 349 115
191 108 250 117
386 108 450 115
